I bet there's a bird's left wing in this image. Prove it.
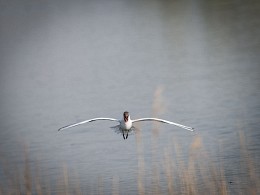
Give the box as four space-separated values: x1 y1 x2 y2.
132 118 194 131
58 118 119 131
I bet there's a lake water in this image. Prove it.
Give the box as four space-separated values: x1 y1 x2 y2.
0 0 259 194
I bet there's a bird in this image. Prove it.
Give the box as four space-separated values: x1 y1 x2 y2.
58 111 194 139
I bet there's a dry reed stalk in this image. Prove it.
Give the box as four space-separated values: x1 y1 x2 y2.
35 175 42 195
220 171 228 195
35 157 42 195
218 142 228 195
152 86 165 136
112 175 119 195
12 164 21 195
24 145 32 195
163 147 174 194
62 163 69 195
188 136 200 194
72 168 82 195
44 174 51 195
187 154 197 194
199 139 227 195
151 164 161 195
200 146 216 194
152 86 165 114
98 175 104 195
173 141 189 194
135 124 145 195
239 131 259 194
199 155 218 194
151 132 160 195
151 86 166 194
218 138 229 195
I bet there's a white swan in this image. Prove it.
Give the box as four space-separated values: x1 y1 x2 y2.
58 111 194 137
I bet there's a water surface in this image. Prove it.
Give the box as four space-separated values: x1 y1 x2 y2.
0 0 259 194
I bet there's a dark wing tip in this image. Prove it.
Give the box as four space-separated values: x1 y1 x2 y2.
58 126 66 131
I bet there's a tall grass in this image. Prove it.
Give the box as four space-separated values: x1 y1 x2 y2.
0 87 259 194
0 133 259 194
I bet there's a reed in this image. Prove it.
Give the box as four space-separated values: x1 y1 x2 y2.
0 87 259 194
0 133 259 194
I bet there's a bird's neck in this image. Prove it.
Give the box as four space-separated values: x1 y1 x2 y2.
124 117 131 122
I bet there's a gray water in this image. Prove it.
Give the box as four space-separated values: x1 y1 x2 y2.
0 0 259 194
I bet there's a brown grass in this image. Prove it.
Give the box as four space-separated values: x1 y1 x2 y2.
0 88 259 194
0 133 259 194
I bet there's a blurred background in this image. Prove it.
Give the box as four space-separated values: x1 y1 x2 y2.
0 0 259 194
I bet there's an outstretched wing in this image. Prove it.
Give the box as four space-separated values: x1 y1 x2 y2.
132 118 194 131
58 118 119 131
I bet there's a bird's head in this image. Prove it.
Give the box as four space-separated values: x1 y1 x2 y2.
123 111 129 122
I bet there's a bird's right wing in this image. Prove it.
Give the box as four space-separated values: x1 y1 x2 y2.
132 118 194 131
58 118 119 131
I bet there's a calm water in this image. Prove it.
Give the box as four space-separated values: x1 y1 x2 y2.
0 0 259 194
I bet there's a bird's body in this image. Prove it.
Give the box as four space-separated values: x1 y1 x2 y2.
58 111 194 139
119 119 132 130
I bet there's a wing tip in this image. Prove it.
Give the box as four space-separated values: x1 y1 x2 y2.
184 126 195 132
58 126 67 131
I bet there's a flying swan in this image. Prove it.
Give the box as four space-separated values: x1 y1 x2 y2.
58 111 194 139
